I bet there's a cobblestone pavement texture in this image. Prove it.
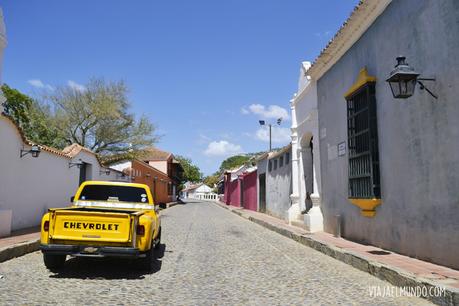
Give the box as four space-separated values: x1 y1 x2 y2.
0 200 432 305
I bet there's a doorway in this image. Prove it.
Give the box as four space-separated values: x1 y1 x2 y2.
79 163 87 186
302 136 314 212
258 173 266 212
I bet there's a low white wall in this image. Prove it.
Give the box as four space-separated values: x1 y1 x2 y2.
0 209 12 237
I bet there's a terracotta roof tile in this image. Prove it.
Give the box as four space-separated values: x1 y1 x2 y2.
306 0 389 78
141 147 172 161
2 112 70 158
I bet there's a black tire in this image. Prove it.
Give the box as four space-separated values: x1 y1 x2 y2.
154 227 162 250
139 246 154 271
43 254 66 270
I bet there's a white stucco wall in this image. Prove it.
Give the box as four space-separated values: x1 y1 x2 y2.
194 184 212 194
0 116 128 234
316 0 459 269
0 118 79 232
290 62 324 231
265 149 292 221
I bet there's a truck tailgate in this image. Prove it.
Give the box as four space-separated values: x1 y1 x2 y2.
50 210 134 243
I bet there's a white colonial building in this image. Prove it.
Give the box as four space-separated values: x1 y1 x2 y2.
181 183 213 200
289 61 324 232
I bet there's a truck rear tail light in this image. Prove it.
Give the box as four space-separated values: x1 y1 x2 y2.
43 220 49 232
136 225 145 236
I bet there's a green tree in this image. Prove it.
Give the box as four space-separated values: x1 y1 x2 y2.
175 155 202 183
1 84 33 130
203 172 221 188
219 155 251 172
46 78 158 156
1 84 64 148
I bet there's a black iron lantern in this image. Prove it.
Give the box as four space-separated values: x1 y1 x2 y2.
69 159 84 169
20 144 41 158
99 168 111 175
30 145 41 158
386 56 419 99
386 56 437 99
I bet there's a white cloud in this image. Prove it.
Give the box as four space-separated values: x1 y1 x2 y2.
240 107 249 114
204 140 243 157
27 79 54 91
245 103 290 121
67 80 86 92
255 126 291 144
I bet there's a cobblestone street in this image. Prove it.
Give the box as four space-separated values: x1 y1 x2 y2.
0 201 431 305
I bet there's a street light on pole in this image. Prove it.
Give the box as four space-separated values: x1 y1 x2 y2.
259 118 282 152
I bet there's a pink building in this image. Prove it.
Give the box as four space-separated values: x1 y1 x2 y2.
239 170 257 211
224 166 257 211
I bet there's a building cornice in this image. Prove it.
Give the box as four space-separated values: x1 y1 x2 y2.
291 78 315 107
307 0 391 80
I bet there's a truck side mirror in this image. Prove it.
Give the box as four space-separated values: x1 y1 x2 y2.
70 196 75 203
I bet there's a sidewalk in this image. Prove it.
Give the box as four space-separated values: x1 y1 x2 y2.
0 227 40 263
214 201 459 305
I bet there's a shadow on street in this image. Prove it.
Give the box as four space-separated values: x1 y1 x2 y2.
48 244 166 280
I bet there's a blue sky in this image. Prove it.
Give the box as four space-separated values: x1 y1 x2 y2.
2 0 358 175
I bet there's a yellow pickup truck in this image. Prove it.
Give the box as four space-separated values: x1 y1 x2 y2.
40 181 161 270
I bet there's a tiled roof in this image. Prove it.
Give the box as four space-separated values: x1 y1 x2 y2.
306 0 391 79
62 143 96 158
269 143 292 159
2 112 70 158
141 147 172 161
1 112 108 162
182 183 204 192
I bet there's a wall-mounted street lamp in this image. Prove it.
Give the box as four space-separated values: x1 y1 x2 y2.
116 172 126 179
99 168 111 176
20 144 41 158
259 118 282 151
386 56 437 99
69 159 84 169
145 173 151 178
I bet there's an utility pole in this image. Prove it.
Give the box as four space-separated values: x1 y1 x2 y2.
269 124 272 151
259 118 282 152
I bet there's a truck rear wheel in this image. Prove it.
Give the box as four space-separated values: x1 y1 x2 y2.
43 254 66 270
154 227 162 250
139 247 154 271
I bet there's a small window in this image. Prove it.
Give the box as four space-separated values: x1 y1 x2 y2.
78 185 150 203
279 156 284 167
268 160 272 171
273 159 278 170
286 152 290 164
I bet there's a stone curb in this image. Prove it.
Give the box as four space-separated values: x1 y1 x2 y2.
214 201 458 306
0 238 40 264
166 202 179 209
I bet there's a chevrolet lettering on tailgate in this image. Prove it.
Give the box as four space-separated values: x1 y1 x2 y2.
63 222 120 231
40 181 162 271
